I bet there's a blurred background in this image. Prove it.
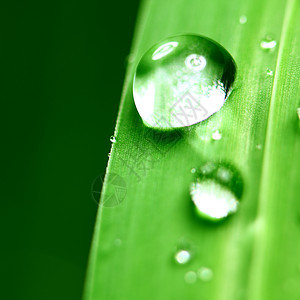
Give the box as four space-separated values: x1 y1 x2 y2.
1 0 140 299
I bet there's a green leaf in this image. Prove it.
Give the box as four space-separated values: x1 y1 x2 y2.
83 0 300 299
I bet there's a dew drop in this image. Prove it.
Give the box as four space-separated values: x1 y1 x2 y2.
256 144 262 150
198 267 213 281
110 136 116 143
297 107 300 120
212 130 222 140
190 162 243 221
260 35 277 51
175 250 191 264
114 238 122 246
266 68 273 76
190 168 197 174
108 152 111 157
133 35 236 129
239 15 247 24
184 271 197 284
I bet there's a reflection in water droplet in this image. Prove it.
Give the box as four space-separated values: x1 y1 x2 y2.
297 108 300 120
133 35 236 129
239 15 247 24
260 35 277 50
152 42 179 60
191 180 238 219
185 54 206 71
212 130 222 140
175 250 191 265
266 68 273 76
198 267 213 281
190 162 243 221
217 167 233 183
184 271 197 284
110 136 116 143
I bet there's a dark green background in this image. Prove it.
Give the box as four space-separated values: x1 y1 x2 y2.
1 1 140 299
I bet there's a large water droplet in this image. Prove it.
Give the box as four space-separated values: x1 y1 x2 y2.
190 162 243 221
260 35 277 50
133 35 236 129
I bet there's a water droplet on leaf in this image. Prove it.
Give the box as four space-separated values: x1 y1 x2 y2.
266 68 273 76
175 250 191 264
114 238 122 246
110 136 116 143
190 168 197 174
297 107 300 120
239 15 247 24
190 162 243 221
198 267 213 281
260 35 277 51
256 144 262 150
133 35 236 129
184 271 197 284
212 130 222 140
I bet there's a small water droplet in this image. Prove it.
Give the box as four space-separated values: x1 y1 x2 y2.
184 271 197 284
108 152 111 157
190 162 243 221
239 15 247 24
297 107 300 120
197 267 213 281
256 144 262 150
175 250 191 264
260 35 277 51
190 168 197 174
114 238 122 246
126 53 135 63
133 35 236 129
212 130 222 140
266 68 273 76
110 136 116 143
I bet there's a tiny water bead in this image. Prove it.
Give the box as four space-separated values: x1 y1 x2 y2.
190 168 197 174
260 35 277 51
110 135 116 143
114 238 122 247
190 162 243 221
175 250 191 265
266 68 274 76
174 237 194 265
198 267 213 281
239 15 247 24
133 35 236 129
211 129 222 140
184 271 197 284
297 107 300 120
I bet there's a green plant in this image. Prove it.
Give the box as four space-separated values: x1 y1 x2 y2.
83 0 300 299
